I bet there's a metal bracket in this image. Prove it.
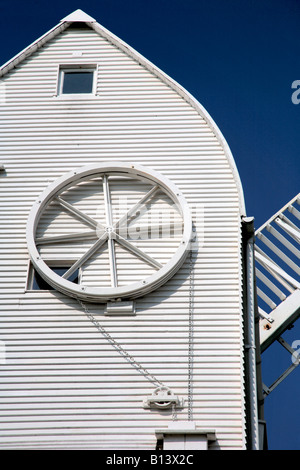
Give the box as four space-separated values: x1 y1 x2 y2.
263 336 300 396
143 386 184 410
104 300 135 316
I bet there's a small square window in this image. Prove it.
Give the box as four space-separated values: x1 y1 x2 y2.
58 66 96 95
27 263 79 291
62 71 94 94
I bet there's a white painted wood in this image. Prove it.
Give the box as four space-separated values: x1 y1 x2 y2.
185 435 208 450
61 9 96 23
0 14 246 450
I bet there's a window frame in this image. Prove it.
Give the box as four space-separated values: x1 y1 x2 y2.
26 260 81 292
57 64 97 97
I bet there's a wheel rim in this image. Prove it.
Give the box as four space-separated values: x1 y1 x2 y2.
27 162 193 302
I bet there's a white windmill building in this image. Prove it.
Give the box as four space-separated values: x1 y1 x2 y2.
0 9 298 450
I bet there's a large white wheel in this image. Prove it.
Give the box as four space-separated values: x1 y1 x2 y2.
27 162 192 302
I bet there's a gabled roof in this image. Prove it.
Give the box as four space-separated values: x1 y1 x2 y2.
0 9 246 215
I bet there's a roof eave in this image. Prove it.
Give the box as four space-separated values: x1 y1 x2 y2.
90 20 247 216
0 9 96 78
0 21 71 78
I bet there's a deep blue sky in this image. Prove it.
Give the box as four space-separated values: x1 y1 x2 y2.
0 0 299 450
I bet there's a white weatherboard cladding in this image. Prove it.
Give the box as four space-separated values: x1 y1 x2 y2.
0 25 245 449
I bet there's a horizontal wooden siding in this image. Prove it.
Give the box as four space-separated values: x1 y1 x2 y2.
0 25 245 449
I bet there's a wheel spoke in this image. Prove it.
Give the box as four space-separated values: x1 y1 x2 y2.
107 237 118 287
103 175 114 226
114 232 162 270
62 233 108 280
36 230 97 245
56 196 105 231
114 185 160 231
103 175 118 287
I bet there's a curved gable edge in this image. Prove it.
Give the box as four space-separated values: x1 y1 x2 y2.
90 21 247 217
0 14 246 216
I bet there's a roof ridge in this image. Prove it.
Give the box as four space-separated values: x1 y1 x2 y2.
61 9 96 23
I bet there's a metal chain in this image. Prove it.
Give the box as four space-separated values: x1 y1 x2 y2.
187 249 194 421
78 300 165 389
77 249 195 412
172 402 177 422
